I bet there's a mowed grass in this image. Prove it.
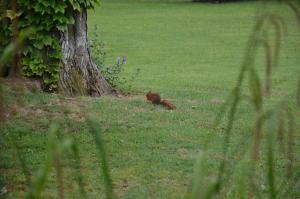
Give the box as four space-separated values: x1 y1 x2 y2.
1 1 300 198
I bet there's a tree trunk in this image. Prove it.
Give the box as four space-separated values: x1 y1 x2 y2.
59 8 115 96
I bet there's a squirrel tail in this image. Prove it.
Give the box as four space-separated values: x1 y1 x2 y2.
160 99 176 110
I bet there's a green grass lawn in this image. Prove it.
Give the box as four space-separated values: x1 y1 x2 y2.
1 0 300 198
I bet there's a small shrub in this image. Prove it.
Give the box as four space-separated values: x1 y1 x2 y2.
101 58 141 93
90 25 140 94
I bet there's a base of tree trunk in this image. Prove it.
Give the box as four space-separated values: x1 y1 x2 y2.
59 8 116 97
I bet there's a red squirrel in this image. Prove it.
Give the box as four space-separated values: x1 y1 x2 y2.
146 91 176 110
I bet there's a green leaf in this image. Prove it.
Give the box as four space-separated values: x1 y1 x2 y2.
5 10 22 20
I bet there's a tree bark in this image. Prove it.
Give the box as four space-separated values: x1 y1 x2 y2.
59 8 115 96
